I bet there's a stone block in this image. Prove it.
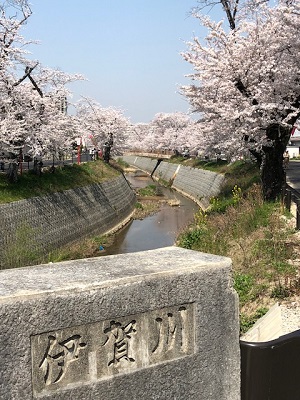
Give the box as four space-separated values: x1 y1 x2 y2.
122 156 158 174
154 162 178 181
0 246 240 400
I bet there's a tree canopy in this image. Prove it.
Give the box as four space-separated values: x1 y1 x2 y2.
181 0 300 199
0 0 131 169
2 0 299 200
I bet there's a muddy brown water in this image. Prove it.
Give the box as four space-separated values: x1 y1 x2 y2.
102 172 199 255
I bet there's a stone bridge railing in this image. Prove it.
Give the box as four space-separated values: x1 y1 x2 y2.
121 155 225 209
0 246 240 400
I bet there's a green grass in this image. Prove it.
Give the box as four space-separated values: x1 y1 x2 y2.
177 160 298 334
0 160 119 204
169 156 257 173
115 158 130 168
240 308 269 334
46 234 114 264
220 160 261 197
1 223 42 269
137 184 158 197
169 155 228 171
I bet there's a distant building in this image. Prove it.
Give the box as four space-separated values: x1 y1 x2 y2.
287 129 300 158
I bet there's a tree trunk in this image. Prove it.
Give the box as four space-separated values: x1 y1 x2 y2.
260 124 290 201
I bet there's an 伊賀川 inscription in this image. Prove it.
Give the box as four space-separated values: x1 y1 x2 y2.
103 320 137 366
31 303 195 396
39 334 87 386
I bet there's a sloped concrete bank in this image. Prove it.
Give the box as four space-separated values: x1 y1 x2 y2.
121 155 224 209
0 174 136 266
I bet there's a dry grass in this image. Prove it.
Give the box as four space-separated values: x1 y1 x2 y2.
133 200 162 220
178 184 300 333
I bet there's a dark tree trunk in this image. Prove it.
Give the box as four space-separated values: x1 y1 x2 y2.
259 124 290 201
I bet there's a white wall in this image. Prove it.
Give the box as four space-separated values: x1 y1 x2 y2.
286 146 300 158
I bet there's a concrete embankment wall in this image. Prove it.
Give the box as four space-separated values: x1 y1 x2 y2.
0 174 136 265
0 246 240 400
121 155 225 208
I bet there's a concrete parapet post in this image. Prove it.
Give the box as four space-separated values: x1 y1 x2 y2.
0 247 240 400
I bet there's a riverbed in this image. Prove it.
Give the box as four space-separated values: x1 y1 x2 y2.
102 171 199 255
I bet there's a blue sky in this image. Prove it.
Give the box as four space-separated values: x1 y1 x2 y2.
21 1 212 123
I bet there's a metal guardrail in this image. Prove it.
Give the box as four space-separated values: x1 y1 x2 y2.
282 182 300 230
240 329 300 400
0 152 92 174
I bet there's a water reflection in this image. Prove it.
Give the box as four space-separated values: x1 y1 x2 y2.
103 172 199 255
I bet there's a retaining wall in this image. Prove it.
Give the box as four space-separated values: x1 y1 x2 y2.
121 155 225 208
0 174 136 267
0 246 240 400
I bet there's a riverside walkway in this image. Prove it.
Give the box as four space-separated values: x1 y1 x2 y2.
286 160 300 191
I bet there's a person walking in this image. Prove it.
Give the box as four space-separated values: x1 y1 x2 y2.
283 150 290 169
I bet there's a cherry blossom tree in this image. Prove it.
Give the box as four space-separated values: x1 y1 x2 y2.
149 112 191 152
182 1 300 199
1 68 82 157
124 113 196 155
125 123 151 152
75 98 130 155
0 0 84 180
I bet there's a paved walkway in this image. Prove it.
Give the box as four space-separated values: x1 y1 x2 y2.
286 160 300 191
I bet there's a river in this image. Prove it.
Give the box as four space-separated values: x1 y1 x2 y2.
102 171 199 255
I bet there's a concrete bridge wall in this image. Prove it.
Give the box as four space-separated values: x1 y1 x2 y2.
0 174 136 267
0 246 240 399
121 155 224 208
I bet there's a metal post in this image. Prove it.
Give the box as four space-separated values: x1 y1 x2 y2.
77 145 81 164
281 183 286 210
296 200 300 230
285 189 291 212
19 149 23 176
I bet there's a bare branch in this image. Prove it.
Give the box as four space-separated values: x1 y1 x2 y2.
13 63 38 87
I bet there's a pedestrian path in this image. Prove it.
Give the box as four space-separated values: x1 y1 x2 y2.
286 160 300 192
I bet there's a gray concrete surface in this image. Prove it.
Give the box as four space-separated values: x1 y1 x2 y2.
241 301 300 342
0 246 240 400
121 155 224 208
0 174 136 267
